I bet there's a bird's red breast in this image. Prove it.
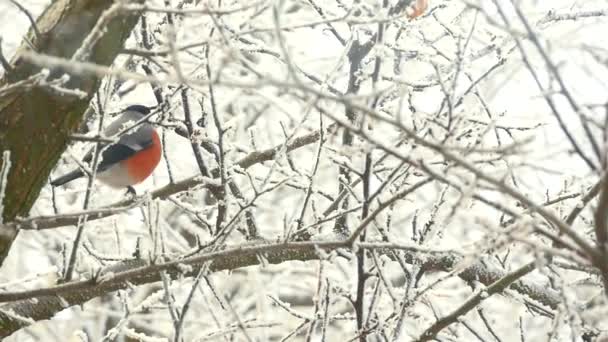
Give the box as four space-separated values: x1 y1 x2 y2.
122 130 162 184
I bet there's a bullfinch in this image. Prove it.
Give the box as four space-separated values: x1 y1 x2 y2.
50 104 162 190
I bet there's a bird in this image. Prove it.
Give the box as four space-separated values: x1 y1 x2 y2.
50 104 162 192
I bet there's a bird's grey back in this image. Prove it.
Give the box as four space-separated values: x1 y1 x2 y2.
105 109 154 152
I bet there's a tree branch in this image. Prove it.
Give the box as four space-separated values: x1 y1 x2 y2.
0 240 560 338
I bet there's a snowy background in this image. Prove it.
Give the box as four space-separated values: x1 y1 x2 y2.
1 0 608 341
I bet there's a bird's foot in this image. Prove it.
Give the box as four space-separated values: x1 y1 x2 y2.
126 186 137 197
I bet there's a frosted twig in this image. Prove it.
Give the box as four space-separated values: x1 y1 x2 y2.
64 94 108 281
538 9 608 25
415 261 538 341
121 1 266 16
0 151 11 224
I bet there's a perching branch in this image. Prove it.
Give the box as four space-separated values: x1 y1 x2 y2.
6 123 335 232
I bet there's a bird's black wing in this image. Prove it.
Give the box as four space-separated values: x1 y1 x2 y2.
83 136 154 172
51 137 153 186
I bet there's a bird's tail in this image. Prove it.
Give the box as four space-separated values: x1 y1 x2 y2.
50 169 84 187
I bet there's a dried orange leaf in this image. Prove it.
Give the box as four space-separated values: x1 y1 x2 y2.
407 0 429 19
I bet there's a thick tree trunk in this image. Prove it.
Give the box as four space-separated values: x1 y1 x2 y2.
0 0 143 267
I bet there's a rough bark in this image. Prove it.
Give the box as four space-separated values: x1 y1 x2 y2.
0 0 143 267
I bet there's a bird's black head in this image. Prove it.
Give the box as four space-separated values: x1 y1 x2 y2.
126 104 151 115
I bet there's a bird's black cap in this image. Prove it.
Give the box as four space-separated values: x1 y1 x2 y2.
125 104 151 115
